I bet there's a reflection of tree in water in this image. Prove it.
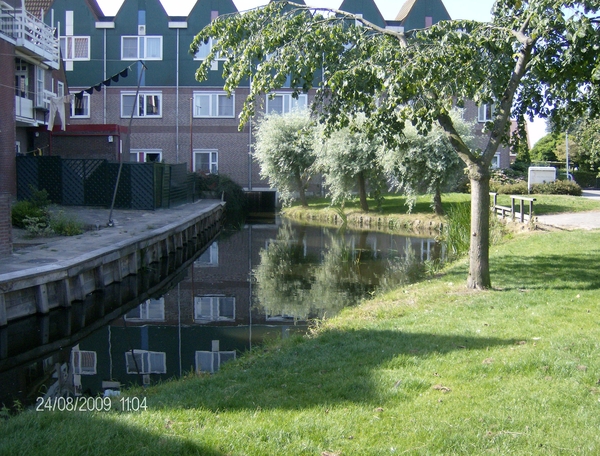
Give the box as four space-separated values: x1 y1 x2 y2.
309 233 380 318
254 223 441 322
253 222 317 322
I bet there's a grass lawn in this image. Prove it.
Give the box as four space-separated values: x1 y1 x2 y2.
2 225 600 454
283 193 600 229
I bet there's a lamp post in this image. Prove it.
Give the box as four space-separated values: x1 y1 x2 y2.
566 133 570 180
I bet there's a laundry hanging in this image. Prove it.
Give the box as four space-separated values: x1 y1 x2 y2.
47 94 74 131
74 62 138 100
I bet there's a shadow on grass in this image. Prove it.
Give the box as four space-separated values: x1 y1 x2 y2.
159 328 519 412
0 411 225 456
492 253 600 291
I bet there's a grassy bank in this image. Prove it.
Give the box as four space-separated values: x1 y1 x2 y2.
2 225 600 454
283 193 600 232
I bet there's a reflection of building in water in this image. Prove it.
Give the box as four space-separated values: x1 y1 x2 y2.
1 223 440 404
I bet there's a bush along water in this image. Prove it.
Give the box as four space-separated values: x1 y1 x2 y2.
196 173 248 228
11 188 84 237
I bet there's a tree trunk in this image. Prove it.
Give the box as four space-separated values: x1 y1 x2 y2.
357 171 369 212
433 186 444 216
467 165 491 289
297 175 308 207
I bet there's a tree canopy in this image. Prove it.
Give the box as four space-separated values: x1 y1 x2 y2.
315 115 385 212
192 0 600 289
253 110 316 207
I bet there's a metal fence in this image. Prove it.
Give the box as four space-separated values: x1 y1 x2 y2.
16 157 196 210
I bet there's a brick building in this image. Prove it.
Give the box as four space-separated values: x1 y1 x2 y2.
39 0 514 199
0 0 67 256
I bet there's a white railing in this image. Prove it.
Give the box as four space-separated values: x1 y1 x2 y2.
0 5 59 68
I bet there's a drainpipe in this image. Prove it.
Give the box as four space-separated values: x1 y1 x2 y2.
103 29 107 124
176 28 180 163
248 72 253 191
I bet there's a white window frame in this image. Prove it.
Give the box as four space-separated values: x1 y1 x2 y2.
71 92 90 118
125 350 166 374
35 66 45 107
57 81 64 98
193 92 235 118
195 350 236 374
130 149 163 163
194 296 235 323
71 350 97 375
266 92 308 114
478 103 494 122
193 149 218 174
194 241 218 266
121 92 162 118
121 36 163 60
125 298 165 321
491 153 500 169
60 36 91 61
194 37 226 61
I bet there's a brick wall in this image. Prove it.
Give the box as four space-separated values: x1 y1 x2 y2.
0 193 12 257
0 40 16 195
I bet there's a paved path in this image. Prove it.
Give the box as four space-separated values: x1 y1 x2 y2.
536 190 600 230
0 200 221 276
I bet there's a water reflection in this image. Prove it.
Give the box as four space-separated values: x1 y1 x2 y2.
0 219 440 409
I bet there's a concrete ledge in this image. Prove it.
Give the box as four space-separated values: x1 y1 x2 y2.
0 202 225 325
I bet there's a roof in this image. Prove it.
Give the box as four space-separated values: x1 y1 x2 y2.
393 0 451 31
24 0 53 19
395 0 417 21
26 0 104 20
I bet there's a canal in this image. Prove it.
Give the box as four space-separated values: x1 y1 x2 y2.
0 218 441 409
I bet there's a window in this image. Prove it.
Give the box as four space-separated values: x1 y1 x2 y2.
193 92 234 118
194 149 218 174
71 350 97 375
266 93 307 114
196 350 236 373
71 93 90 118
15 59 28 98
36 67 44 107
478 103 493 122
194 296 235 323
125 350 166 374
194 37 214 60
121 36 162 60
125 298 165 321
195 242 218 266
491 153 500 169
130 150 162 163
121 92 162 117
60 36 90 61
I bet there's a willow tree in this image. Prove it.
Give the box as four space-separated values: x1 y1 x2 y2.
254 110 316 207
379 109 473 216
315 115 386 212
192 0 600 289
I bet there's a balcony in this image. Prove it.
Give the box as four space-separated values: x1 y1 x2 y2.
0 3 59 69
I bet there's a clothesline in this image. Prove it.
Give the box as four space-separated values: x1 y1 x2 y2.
48 61 143 131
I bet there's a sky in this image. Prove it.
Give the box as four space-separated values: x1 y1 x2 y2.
95 0 547 145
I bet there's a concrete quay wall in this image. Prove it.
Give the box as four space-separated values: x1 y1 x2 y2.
0 203 225 325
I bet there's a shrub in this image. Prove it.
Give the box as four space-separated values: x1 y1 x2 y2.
50 211 84 236
531 180 582 196
23 216 54 238
495 181 528 195
11 200 48 229
489 169 526 193
196 174 248 227
11 188 51 229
